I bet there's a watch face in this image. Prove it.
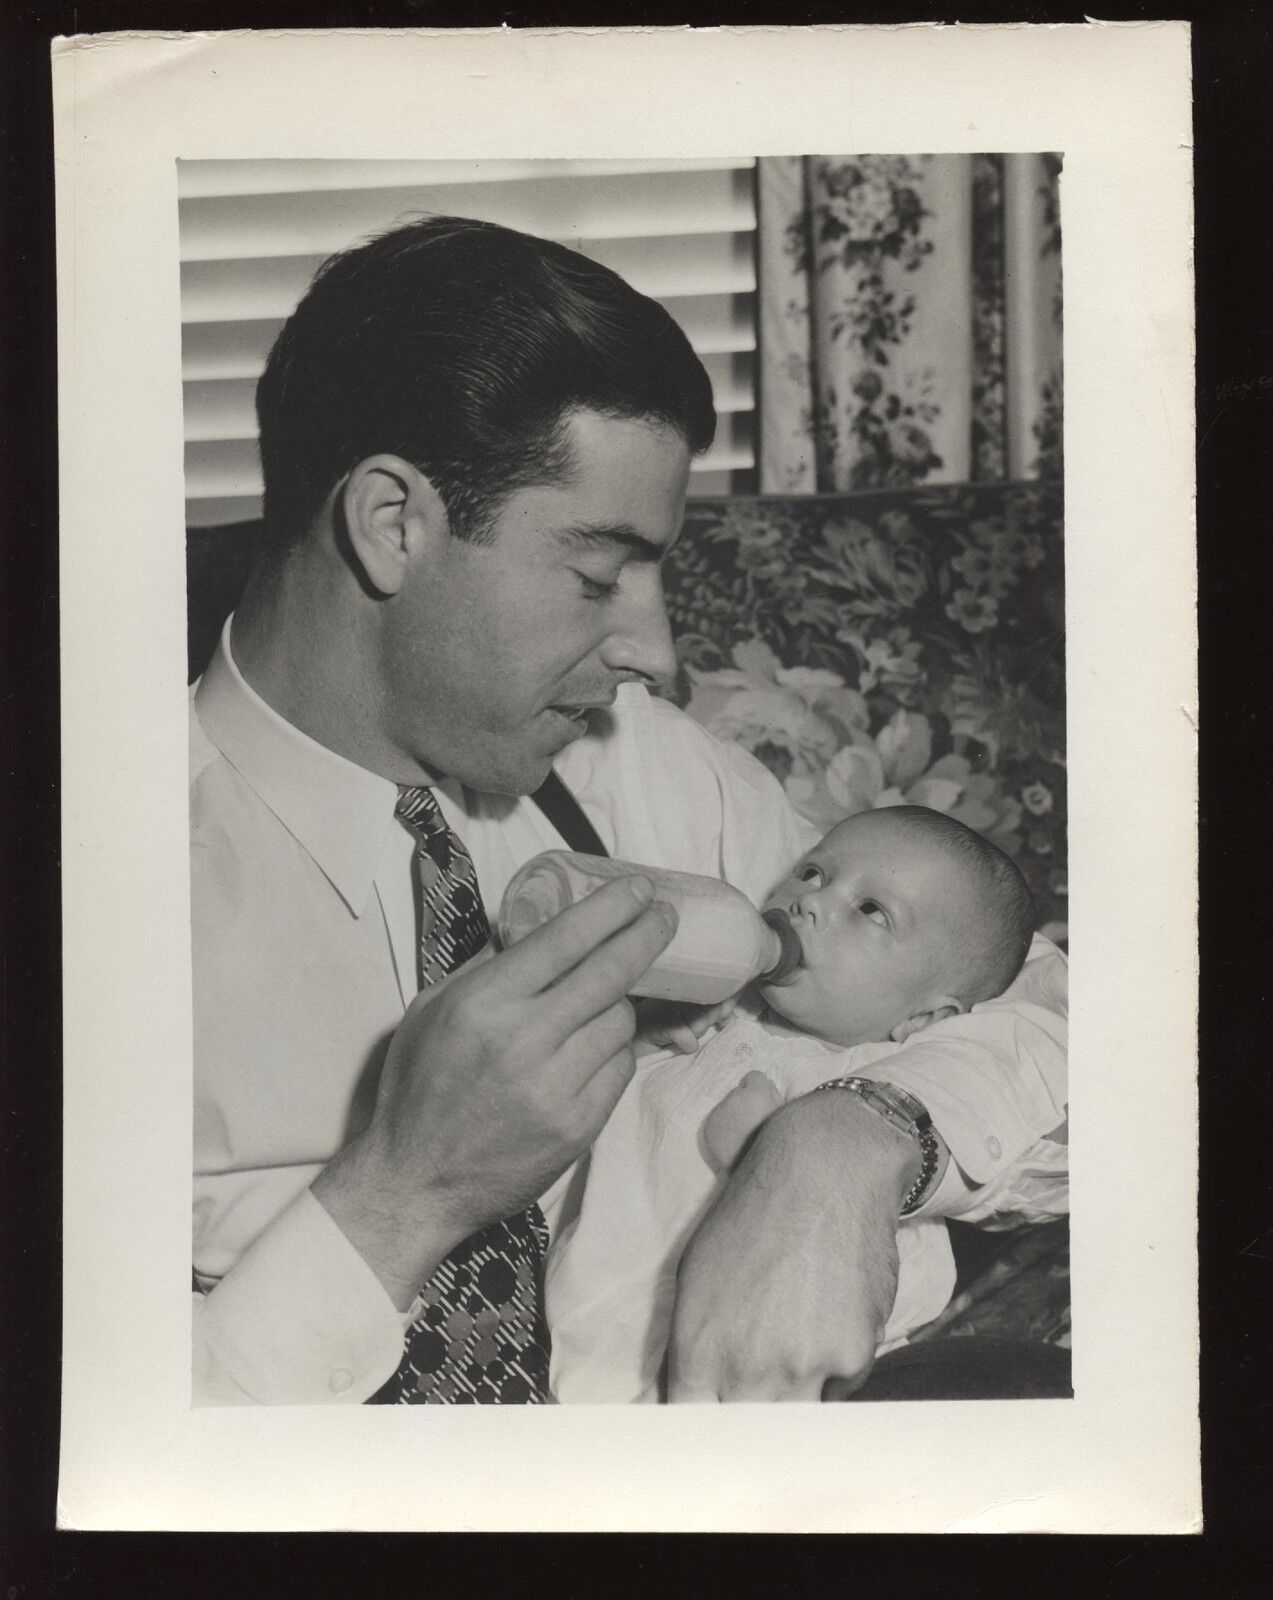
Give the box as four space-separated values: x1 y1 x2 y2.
870 1082 930 1129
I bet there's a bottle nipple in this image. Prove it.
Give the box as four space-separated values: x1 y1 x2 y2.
758 908 802 985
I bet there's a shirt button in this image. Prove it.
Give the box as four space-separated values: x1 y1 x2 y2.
330 1367 354 1394
987 1136 1002 1160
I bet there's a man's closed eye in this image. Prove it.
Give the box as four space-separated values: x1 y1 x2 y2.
576 572 622 601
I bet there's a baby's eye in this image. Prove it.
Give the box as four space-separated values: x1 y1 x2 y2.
797 865 824 886
859 900 888 926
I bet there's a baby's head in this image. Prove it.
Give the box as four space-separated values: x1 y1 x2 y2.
758 806 1034 1048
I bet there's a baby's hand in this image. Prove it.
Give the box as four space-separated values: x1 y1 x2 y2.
702 1070 783 1172
633 996 739 1058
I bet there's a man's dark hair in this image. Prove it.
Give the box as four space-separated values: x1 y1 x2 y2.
255 214 717 548
881 806 1037 1004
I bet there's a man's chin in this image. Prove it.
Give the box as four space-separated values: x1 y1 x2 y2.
439 743 556 800
419 714 585 798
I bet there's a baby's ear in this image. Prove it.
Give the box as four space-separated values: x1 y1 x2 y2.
889 998 965 1045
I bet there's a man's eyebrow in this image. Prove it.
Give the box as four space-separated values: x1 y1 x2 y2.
552 522 674 563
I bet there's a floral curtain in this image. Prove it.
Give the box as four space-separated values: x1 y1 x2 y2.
756 154 1063 493
664 154 1071 945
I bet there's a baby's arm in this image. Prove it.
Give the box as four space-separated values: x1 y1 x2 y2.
702 1070 783 1172
633 995 739 1058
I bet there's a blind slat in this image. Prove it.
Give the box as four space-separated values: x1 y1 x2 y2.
182 232 754 325
578 232 755 301
182 319 284 382
187 474 749 525
180 168 754 263
185 413 754 503
183 378 259 442
178 156 753 201
187 495 266 529
184 352 755 444
181 294 756 383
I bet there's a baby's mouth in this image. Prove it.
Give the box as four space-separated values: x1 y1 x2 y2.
759 906 803 985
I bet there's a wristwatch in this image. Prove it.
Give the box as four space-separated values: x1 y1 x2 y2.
811 1077 941 1217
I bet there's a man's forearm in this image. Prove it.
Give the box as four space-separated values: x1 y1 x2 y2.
310 1129 462 1312
667 1083 946 1399
763 1087 949 1213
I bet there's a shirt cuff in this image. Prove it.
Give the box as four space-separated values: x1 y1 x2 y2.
860 1006 1068 1217
194 1189 406 1405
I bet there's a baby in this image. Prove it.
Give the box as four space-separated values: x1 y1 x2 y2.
545 804 1054 1403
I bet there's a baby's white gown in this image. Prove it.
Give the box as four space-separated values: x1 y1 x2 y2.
546 1007 962 1403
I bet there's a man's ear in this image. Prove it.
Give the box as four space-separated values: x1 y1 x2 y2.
340 454 449 596
889 997 965 1045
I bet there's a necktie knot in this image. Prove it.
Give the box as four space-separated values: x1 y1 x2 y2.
396 785 452 872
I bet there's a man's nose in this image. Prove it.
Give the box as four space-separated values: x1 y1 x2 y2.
599 569 679 690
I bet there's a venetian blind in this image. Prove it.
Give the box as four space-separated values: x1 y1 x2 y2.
180 158 760 527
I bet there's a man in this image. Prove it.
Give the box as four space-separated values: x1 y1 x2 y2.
191 215 1067 1404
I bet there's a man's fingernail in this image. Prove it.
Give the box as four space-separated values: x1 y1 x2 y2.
627 875 654 904
655 899 679 930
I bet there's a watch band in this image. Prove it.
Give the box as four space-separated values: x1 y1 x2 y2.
811 1076 941 1217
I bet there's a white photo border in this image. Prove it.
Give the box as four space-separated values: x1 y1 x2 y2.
55 23 1197 1533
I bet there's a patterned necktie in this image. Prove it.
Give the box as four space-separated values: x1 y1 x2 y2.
369 786 552 1404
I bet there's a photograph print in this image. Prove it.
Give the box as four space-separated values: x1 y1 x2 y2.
184 154 1070 1408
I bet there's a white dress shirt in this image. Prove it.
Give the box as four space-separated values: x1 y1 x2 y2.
191 620 1068 1404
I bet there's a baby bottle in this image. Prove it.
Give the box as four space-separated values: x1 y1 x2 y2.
497 850 802 1005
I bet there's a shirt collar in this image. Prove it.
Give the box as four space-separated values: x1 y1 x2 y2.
194 617 400 916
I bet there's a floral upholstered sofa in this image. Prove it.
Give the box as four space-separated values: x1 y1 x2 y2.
663 482 1067 944
187 477 1070 1395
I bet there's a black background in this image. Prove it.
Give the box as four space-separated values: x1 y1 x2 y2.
1 1 1265 1592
